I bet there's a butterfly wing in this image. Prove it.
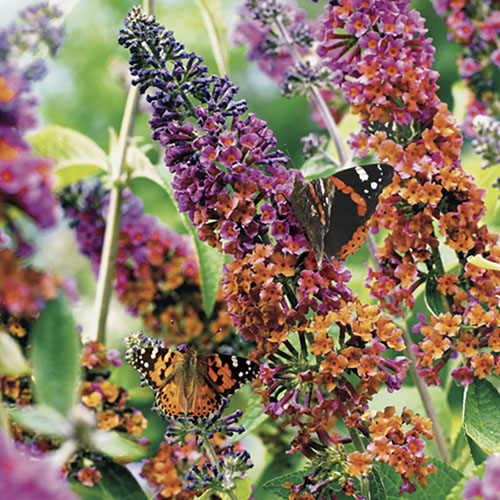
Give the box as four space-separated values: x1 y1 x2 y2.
201 354 259 396
128 346 259 419
127 347 190 417
155 377 190 418
289 175 336 263
324 163 393 259
186 382 223 419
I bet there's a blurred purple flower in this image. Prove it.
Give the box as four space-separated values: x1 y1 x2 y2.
0 428 78 500
463 453 500 500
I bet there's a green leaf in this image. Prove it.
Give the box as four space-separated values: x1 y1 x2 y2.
231 394 268 442
0 332 30 376
451 81 468 125
234 477 253 500
378 460 462 500
9 405 72 438
262 470 309 499
129 163 189 235
93 430 148 461
71 457 148 500
30 295 82 416
468 254 500 272
131 161 224 317
449 428 468 464
424 276 447 317
300 154 337 179
369 465 387 500
192 233 225 317
466 434 488 466
464 378 500 454
195 0 229 76
28 126 109 189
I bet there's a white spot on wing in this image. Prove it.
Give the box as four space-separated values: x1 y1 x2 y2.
355 166 369 182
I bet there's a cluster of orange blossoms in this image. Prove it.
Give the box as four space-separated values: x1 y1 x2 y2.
141 433 247 499
311 0 500 388
2 335 148 487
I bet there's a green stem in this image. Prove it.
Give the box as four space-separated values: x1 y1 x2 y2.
274 16 349 167
347 427 370 499
201 434 238 500
91 0 153 344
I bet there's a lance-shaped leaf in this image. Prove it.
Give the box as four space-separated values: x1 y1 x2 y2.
464 378 500 454
130 156 224 317
195 0 229 76
0 332 30 377
28 126 109 190
30 295 82 416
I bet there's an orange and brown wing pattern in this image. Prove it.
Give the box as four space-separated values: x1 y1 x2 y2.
201 354 259 397
155 377 190 418
127 341 259 419
186 382 222 419
127 346 182 389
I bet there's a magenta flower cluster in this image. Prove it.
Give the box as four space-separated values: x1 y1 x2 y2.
463 453 500 500
0 3 63 247
433 0 500 137
59 181 198 327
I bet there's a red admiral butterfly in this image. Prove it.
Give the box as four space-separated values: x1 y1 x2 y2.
289 163 394 264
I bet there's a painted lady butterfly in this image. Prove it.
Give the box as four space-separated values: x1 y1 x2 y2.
127 344 259 419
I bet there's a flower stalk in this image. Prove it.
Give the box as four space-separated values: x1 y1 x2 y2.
274 15 349 166
91 0 153 343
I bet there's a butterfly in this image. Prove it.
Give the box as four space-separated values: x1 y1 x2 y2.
127 344 259 419
288 163 394 264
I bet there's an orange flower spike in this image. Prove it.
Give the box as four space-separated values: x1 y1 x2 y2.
99 381 120 403
270 250 296 277
488 329 500 351
377 139 404 165
467 304 496 327
472 352 495 378
320 351 348 379
310 330 335 356
341 346 362 368
456 332 479 357
81 382 102 408
358 355 379 377
436 273 459 296
125 411 148 435
422 333 451 360
347 451 373 477
435 312 462 337
97 409 120 430
366 436 392 462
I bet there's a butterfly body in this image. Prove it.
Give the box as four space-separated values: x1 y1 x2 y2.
289 163 394 264
128 345 259 419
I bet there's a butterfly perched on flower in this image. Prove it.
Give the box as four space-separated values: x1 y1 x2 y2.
289 163 394 264
126 337 259 419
